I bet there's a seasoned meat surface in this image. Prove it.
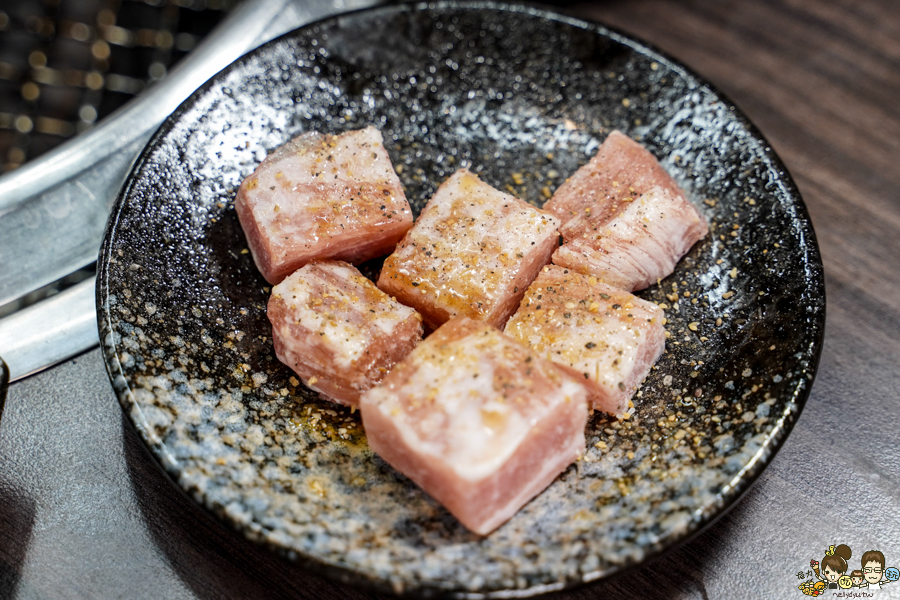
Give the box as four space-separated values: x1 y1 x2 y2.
505 265 665 415
544 131 707 291
360 316 587 535
268 260 422 406
236 127 412 284
378 169 559 329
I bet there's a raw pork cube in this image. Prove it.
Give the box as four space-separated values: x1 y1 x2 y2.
378 169 560 329
505 265 664 415
551 187 708 292
268 260 423 407
544 130 707 291
359 316 587 535
236 127 413 284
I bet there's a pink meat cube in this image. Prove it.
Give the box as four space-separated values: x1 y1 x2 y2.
359 316 588 535
377 169 560 329
505 265 665 415
236 127 413 284
544 130 708 291
267 260 423 407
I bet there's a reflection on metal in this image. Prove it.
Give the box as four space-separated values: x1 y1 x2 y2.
0 355 8 421
0 0 382 381
0 278 97 383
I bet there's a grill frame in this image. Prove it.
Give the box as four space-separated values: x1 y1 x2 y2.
0 0 237 174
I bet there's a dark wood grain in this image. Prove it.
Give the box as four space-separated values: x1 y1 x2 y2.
1 1 898 598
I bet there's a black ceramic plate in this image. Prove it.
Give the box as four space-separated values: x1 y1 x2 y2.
97 2 825 597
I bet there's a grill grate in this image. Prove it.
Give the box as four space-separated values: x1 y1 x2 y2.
0 0 236 174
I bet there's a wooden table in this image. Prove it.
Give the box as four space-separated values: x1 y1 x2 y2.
2 0 898 597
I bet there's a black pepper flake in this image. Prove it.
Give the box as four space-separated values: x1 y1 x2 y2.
618 382 626 391
563 312 571 318
612 304 621 310
585 342 596 349
411 282 420 287
600 293 610 300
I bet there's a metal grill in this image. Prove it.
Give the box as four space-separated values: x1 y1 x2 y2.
0 0 236 317
0 0 237 174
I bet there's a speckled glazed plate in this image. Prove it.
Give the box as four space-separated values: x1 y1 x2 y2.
97 2 825 597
